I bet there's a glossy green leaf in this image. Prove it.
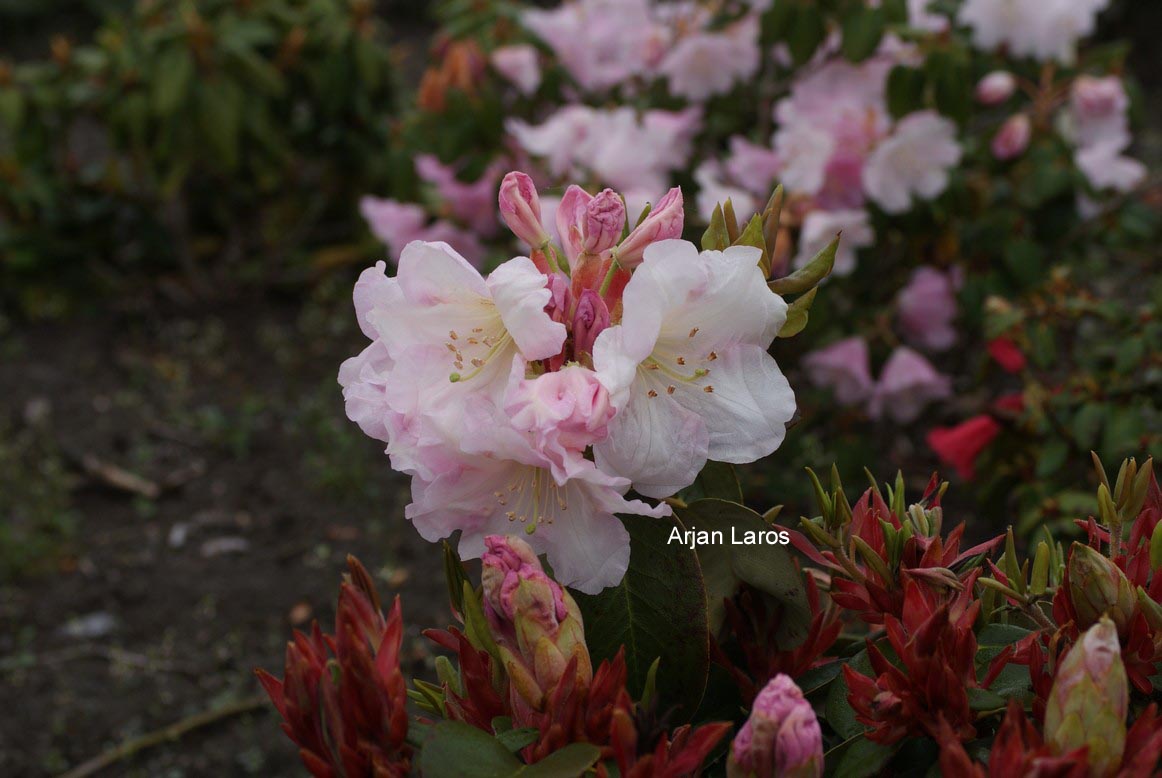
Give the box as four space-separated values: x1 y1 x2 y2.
830 736 897 778
841 8 885 63
573 514 710 722
826 650 872 740
674 499 809 644
420 721 522 777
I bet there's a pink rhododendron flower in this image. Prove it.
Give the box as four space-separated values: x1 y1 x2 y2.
505 361 616 480
407 428 667 594
991 114 1032 160
613 187 685 270
694 161 760 224
723 136 782 200
728 674 823 778
795 209 874 277
499 171 549 248
1060 76 1144 193
593 240 795 498
802 337 875 406
864 111 962 214
490 44 541 95
556 186 626 266
415 155 503 237
1075 143 1146 193
522 0 656 92
507 106 700 197
360 197 486 267
659 16 760 101
869 346 951 423
896 266 960 351
927 415 1001 481
975 70 1017 105
959 0 1109 64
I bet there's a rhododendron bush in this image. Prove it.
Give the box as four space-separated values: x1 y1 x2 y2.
367 0 1159 526
257 170 1162 775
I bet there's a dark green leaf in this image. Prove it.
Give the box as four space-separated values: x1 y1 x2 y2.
831 736 897 778
518 744 602 777
675 499 809 641
420 721 522 778
886 65 926 119
573 514 710 721
679 461 742 503
496 727 540 753
825 651 872 740
788 5 827 65
841 8 885 63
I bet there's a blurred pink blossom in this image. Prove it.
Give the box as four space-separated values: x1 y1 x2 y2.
896 266 960 352
802 337 875 406
490 44 541 95
869 346 952 423
864 111 962 213
795 209 874 277
975 71 1017 105
659 16 760 101
415 155 503 237
991 114 1032 160
959 0 1109 64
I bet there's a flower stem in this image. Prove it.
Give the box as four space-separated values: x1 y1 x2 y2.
598 258 621 297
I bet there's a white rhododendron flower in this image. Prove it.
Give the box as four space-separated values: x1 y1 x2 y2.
864 112 963 214
594 240 795 498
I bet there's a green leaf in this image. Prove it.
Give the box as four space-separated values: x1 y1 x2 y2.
1035 439 1068 479
1071 404 1107 450
830 736 897 778
573 514 710 721
778 287 818 338
788 4 826 65
420 721 522 777
925 49 970 124
196 79 244 171
0 89 26 132
841 8 885 63
967 687 1007 711
152 47 194 117
496 727 540 753
769 236 837 295
676 499 810 644
886 65 926 119
679 461 742 503
518 744 602 777
732 213 766 254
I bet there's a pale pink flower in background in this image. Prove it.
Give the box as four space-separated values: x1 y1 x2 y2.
359 197 486 267
416 155 503 237
959 0 1109 64
975 71 1017 105
522 0 656 92
490 44 541 95
1069 75 1130 148
1075 142 1146 193
906 0 949 32
694 161 759 223
724 136 782 199
869 346 952 423
594 240 795 498
864 111 962 213
507 106 699 197
659 16 760 101
802 337 875 406
991 114 1032 160
405 423 668 594
795 209 874 276
896 266 960 351
728 674 823 778
360 197 426 253
539 194 563 245
505 361 616 479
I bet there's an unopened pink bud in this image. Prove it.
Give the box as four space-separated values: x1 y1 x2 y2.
613 187 684 270
728 674 823 778
544 272 571 326
572 289 610 360
975 71 1016 105
584 189 626 254
499 171 548 247
992 114 1031 161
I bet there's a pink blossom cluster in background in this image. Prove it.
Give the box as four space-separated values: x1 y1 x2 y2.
697 37 962 277
342 173 796 593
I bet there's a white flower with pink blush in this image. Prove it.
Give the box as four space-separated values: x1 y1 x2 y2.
522 0 656 92
959 0 1109 64
658 16 760 101
864 111 962 214
593 240 795 498
490 44 541 95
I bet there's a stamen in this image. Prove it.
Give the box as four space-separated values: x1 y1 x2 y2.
688 327 699 338
676 357 686 365
449 330 458 340
703 385 715 393
708 351 718 361
667 385 676 394
648 389 658 398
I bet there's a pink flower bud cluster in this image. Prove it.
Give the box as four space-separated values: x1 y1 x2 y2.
728 674 823 778
341 173 797 593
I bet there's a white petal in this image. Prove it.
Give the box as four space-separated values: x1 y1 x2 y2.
487 257 568 360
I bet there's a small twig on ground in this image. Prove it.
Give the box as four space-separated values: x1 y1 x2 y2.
56 695 268 778
78 453 161 499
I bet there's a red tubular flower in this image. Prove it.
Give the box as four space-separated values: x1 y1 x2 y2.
927 415 1002 481
257 557 412 777
987 336 1026 373
844 576 983 745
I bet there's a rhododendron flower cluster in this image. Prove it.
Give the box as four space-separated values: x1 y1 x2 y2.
803 339 951 422
341 172 796 593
